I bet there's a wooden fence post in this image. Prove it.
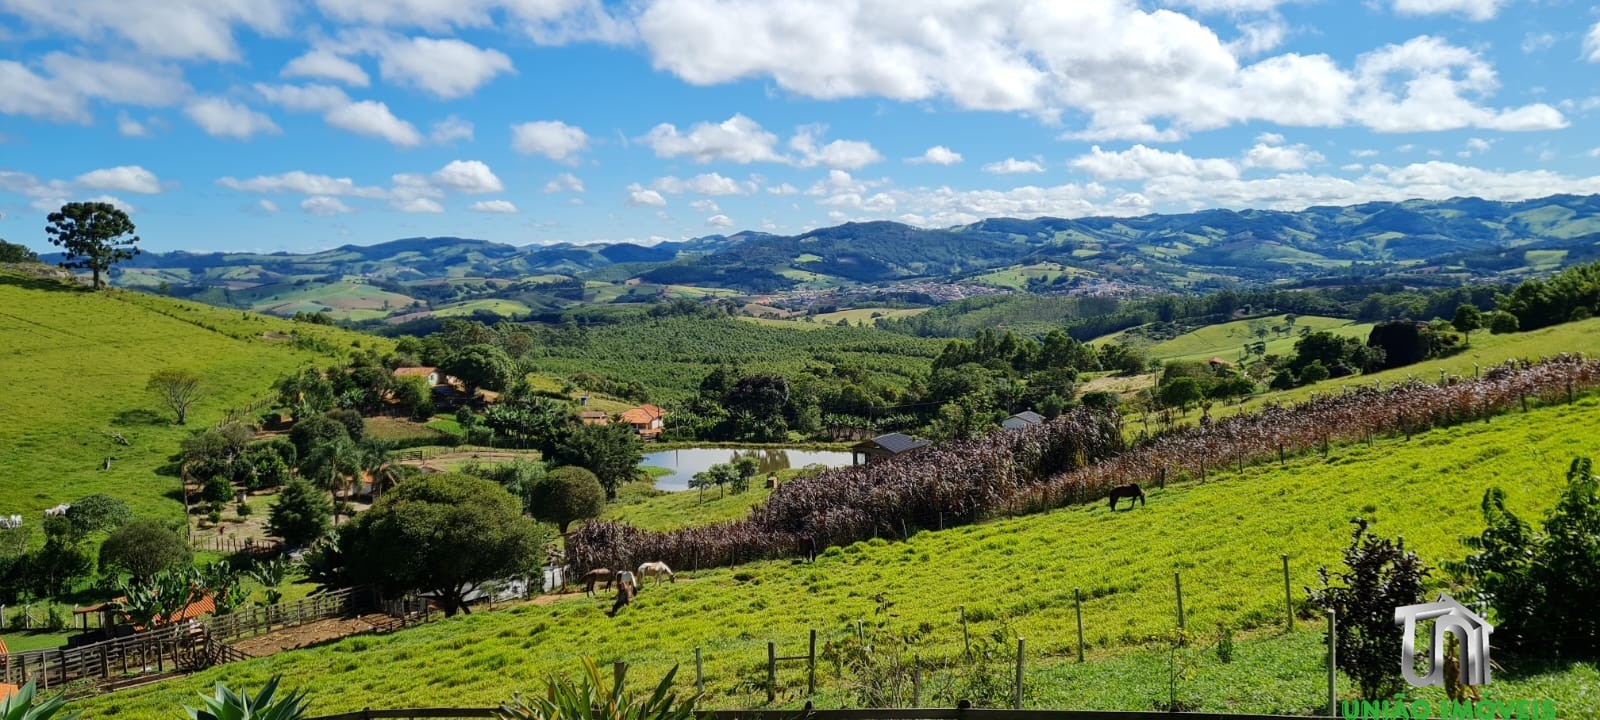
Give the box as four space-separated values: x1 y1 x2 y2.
613 660 625 693
912 660 922 707
766 641 777 704
1174 572 1185 632
1074 588 1085 663
1327 610 1337 717
1013 637 1024 709
1281 554 1293 632
807 629 817 696
959 606 969 657
695 647 704 695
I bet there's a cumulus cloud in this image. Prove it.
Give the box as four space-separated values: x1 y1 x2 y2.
626 183 667 206
1586 23 1600 62
543 172 586 193
651 172 758 196
1392 0 1506 21
258 199 280 213
377 36 513 98
312 0 630 43
983 158 1047 174
1352 36 1566 133
116 112 150 138
0 0 293 61
430 116 474 143
302 196 354 216
217 171 387 198
633 1 1560 140
75 166 162 194
282 49 371 86
0 55 189 122
705 213 734 228
469 199 518 213
642 113 783 164
1242 137 1324 170
1071 145 1239 180
431 160 503 194
185 97 280 139
511 120 589 161
789 125 883 169
908 146 963 165
689 199 720 213
256 83 424 147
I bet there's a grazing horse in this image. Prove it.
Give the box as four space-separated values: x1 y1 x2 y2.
580 568 615 596
638 561 676 585
608 577 635 617
1108 483 1146 510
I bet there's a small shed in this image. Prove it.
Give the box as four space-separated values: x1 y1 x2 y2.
393 366 442 386
851 433 930 466
579 410 610 426
1001 411 1045 430
1206 357 1233 369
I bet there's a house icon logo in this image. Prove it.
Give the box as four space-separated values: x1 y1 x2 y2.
1395 592 1494 687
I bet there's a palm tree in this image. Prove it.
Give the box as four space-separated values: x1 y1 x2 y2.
303 437 360 525
358 440 409 500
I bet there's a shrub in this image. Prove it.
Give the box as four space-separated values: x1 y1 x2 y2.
1489 311 1520 334
184 676 310 720
1308 520 1429 699
267 479 332 549
98 519 191 583
532 467 605 534
0 681 79 720
497 659 697 720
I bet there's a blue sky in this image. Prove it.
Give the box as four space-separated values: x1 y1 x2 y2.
3 0 1600 253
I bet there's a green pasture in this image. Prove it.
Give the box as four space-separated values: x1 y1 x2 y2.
431 298 533 318
79 395 1600 717
1093 314 1364 363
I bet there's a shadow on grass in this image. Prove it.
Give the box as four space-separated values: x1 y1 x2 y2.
0 267 84 293
112 408 166 427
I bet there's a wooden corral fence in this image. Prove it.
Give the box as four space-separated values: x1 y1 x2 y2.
191 535 283 555
305 709 1323 720
0 586 433 694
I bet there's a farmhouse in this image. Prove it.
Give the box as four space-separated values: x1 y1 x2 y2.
1002 411 1045 430
75 593 217 637
620 404 665 439
579 410 610 425
850 432 930 465
392 366 442 386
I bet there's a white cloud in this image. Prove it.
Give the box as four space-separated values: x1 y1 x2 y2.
766 183 799 195
116 112 149 138
789 126 882 169
258 199 280 213
1521 32 1556 55
652 172 758 196
1071 145 1239 180
326 101 424 147
688 199 720 213
0 0 293 60
908 146 963 165
256 83 351 113
705 214 734 228
217 172 387 198
302 196 354 216
431 160 503 194
469 199 519 213
543 172 585 193
642 114 783 164
983 158 1047 175
0 61 79 121
1586 23 1600 62
1351 149 1380 158
1242 141 1323 170
75 166 162 194
374 36 513 99
1459 137 1493 158
1392 0 1506 21
185 97 280 140
1353 36 1566 133
430 116 474 143
282 50 371 87
511 120 589 161
626 183 667 206
0 55 190 122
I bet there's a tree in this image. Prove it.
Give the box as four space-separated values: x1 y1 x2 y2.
267 479 331 548
61 494 133 541
391 375 435 420
302 435 361 523
1158 378 1204 413
1489 311 1519 335
1308 520 1429 699
441 344 516 394
532 466 605 533
1037 393 1068 419
0 238 38 263
1080 390 1122 412
145 369 203 425
483 395 572 450
1097 343 1148 375
340 473 547 615
44 201 140 288
550 423 642 500
1452 305 1483 346
288 414 350 462
98 519 192 584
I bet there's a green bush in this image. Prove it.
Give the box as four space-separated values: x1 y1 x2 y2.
98 519 191 583
497 659 697 720
184 675 309 720
0 681 79 720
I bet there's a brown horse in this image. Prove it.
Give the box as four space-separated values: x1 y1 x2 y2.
1109 483 1145 510
580 568 615 596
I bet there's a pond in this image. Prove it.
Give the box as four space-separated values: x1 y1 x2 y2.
642 447 854 491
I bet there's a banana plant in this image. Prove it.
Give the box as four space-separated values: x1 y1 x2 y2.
184 676 309 720
0 682 79 720
497 659 698 720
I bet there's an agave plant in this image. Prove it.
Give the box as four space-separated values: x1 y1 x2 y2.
184 676 310 720
0 682 79 720
497 659 698 720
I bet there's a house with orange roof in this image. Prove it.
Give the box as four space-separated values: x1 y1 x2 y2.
619 404 665 439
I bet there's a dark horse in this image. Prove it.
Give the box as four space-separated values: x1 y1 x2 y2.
580 568 615 596
1108 483 1145 510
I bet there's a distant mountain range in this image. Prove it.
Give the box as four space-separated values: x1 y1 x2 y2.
59 193 1600 323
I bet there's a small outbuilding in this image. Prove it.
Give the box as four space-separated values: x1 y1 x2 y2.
851 433 930 466
1001 411 1045 430
393 366 442 386
620 404 666 439
579 410 610 426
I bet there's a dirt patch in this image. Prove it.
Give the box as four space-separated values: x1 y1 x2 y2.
402 449 543 473
1079 372 1157 396
229 614 395 657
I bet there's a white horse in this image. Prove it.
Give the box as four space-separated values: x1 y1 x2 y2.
637 561 676 585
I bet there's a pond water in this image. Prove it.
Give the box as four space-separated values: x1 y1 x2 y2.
642 447 854 491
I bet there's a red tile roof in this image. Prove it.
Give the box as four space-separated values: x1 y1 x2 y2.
393 366 438 377
620 404 665 424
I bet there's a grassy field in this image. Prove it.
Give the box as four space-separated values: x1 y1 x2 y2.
431 298 533 318
78 393 1600 717
0 271 372 522
246 278 418 322
813 307 928 325
1094 314 1367 364
966 262 1089 290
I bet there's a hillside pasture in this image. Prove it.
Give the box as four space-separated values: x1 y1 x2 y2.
1095 314 1366 364
78 395 1600 717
